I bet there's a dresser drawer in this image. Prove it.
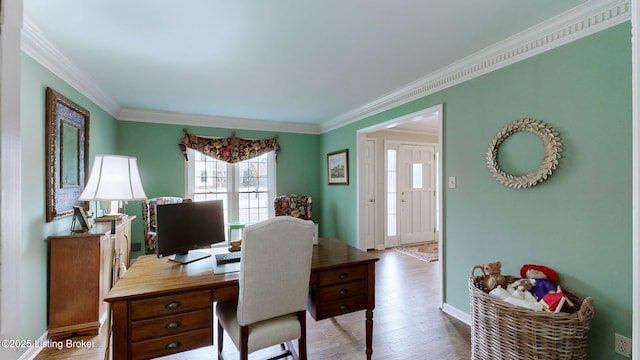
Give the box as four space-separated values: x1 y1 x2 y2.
318 280 368 302
131 308 212 342
131 328 212 360
318 265 367 286
314 296 368 320
131 290 211 321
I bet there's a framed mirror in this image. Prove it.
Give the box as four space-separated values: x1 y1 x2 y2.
45 87 90 222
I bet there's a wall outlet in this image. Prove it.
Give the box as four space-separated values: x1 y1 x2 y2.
615 333 631 357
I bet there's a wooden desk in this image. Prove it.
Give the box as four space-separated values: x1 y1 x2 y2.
105 237 379 360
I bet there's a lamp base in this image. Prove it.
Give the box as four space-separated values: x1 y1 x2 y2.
95 214 128 222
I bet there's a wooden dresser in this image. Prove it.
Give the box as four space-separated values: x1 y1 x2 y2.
48 216 134 340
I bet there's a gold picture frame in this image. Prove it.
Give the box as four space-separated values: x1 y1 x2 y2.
45 87 90 222
327 149 349 185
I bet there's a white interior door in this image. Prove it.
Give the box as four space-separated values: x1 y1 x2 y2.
398 144 436 245
363 139 376 249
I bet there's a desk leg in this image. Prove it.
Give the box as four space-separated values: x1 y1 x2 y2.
111 301 129 360
365 309 373 360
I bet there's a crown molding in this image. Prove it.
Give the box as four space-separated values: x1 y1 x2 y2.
320 0 631 133
21 18 121 117
21 1 630 134
118 108 322 135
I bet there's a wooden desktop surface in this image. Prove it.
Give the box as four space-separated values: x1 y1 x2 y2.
105 237 379 360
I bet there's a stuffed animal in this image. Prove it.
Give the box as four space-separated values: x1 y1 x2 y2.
520 264 558 300
482 261 506 291
489 285 543 311
507 278 537 303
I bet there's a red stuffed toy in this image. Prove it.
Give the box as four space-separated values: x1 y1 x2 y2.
520 264 558 300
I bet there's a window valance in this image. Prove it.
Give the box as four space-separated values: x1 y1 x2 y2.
178 128 280 163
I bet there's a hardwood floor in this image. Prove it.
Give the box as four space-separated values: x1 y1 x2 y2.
35 248 471 360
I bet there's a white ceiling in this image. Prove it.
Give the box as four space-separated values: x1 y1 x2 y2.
23 1 597 132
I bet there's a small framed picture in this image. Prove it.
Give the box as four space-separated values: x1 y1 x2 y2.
327 149 349 185
73 206 92 232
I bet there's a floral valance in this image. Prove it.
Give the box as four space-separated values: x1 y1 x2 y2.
178 129 280 163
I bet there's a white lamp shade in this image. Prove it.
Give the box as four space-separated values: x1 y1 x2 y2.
79 155 147 201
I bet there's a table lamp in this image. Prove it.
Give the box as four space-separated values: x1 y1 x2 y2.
79 155 147 223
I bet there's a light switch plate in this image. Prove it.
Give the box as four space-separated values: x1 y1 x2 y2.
448 176 456 189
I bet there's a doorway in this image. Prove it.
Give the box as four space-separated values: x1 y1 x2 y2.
357 104 444 306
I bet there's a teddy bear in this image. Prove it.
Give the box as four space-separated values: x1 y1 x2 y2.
506 278 538 303
482 260 506 291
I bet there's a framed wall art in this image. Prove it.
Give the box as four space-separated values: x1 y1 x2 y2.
45 87 90 222
327 149 349 185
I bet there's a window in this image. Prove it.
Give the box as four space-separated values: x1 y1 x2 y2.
186 148 276 229
386 149 397 237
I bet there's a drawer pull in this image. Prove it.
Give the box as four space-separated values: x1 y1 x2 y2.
338 273 349 279
165 321 181 329
165 301 182 309
165 341 181 349
338 304 349 311
338 288 349 295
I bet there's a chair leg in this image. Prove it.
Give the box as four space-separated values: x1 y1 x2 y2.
298 311 307 360
240 325 249 360
217 320 224 360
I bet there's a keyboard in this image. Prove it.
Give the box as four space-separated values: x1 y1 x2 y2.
215 251 241 265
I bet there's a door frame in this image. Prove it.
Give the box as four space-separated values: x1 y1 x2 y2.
357 103 444 307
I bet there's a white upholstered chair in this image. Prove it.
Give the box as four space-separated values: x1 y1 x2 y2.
216 216 315 360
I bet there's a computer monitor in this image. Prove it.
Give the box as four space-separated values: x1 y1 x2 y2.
156 200 225 264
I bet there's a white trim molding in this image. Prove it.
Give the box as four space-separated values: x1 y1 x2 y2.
321 0 631 132
21 18 121 117
118 108 321 135
1 0 23 358
442 303 471 326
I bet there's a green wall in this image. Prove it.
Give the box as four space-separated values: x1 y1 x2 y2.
320 23 631 359
20 54 118 351
116 121 321 258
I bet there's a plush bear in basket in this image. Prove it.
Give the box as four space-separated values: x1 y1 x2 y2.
482 261 506 291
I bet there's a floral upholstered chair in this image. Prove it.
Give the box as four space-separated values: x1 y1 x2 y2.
273 194 312 220
142 196 187 254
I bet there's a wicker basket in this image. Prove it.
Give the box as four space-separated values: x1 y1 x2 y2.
469 265 595 360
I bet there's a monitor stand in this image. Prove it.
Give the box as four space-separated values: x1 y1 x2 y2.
170 250 211 264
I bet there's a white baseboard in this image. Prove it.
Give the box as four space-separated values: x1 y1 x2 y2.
442 302 471 326
16 331 47 360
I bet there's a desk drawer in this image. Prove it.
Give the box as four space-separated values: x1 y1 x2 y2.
318 280 367 303
318 265 367 286
314 296 368 320
131 290 211 321
131 308 212 342
131 327 212 360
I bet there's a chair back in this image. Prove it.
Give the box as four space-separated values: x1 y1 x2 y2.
142 196 184 254
273 194 312 220
237 216 314 326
